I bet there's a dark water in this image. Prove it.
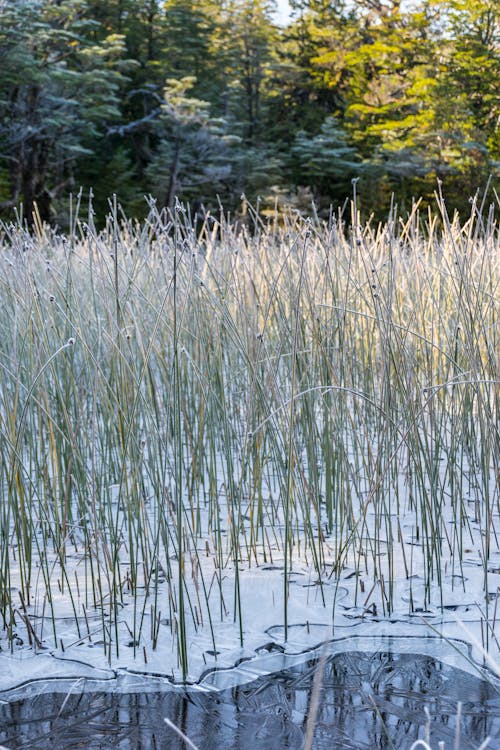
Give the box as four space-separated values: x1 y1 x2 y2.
1 651 500 749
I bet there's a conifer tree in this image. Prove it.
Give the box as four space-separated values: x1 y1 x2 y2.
0 0 131 223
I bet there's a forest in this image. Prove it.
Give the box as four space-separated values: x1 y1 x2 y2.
0 0 499 226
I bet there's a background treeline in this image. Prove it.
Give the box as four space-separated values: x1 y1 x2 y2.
0 0 499 226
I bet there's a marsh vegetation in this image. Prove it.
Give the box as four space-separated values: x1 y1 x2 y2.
0 195 498 691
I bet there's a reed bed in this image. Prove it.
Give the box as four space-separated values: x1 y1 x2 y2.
0 195 498 681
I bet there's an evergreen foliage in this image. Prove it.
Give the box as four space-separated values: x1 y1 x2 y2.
0 0 498 224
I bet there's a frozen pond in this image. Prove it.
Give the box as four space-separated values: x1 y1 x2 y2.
1 644 499 749
0 212 498 746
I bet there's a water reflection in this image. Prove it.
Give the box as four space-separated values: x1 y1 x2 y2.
1 651 499 749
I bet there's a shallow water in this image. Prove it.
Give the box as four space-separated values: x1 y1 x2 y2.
1 650 499 749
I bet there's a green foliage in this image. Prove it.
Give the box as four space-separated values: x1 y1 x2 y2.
291 116 360 202
76 146 147 223
146 77 237 209
0 0 498 223
0 0 133 223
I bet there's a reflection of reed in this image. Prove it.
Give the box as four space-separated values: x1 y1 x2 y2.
2 651 496 749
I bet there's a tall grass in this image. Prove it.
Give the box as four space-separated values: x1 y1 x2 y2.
0 194 498 677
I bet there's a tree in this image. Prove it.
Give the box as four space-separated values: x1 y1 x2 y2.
146 77 237 209
220 0 279 145
428 0 500 195
308 0 499 210
265 3 342 144
291 116 360 203
0 0 131 224
0 0 497 222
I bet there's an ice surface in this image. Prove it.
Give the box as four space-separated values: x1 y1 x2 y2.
1 444 498 699
1 540 499 699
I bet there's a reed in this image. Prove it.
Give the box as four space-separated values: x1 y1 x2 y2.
0 194 498 678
